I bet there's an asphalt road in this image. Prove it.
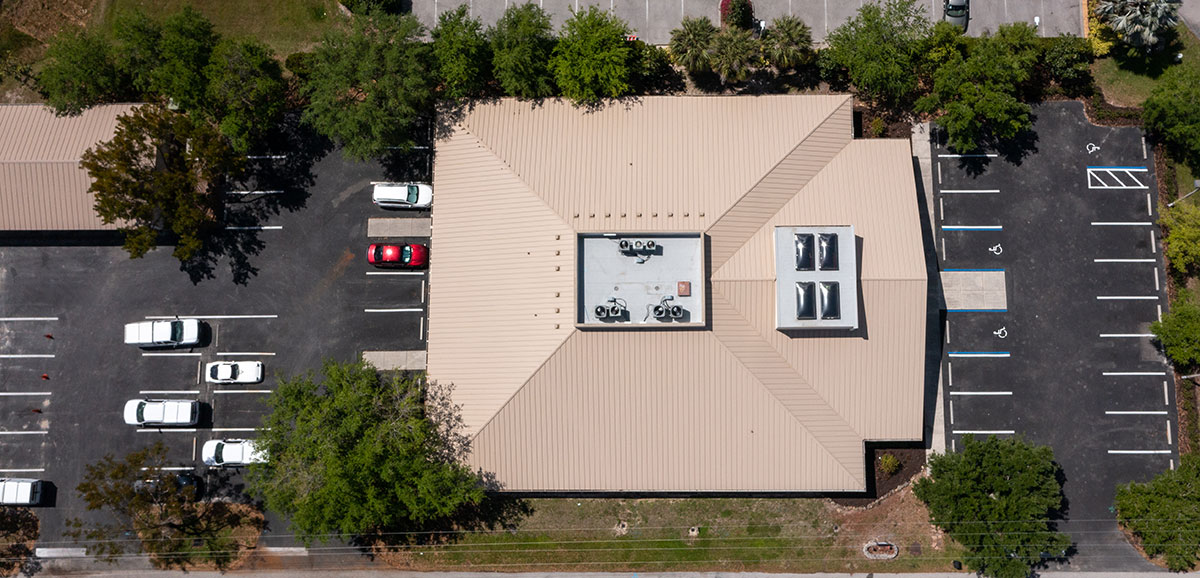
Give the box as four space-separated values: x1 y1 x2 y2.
934 101 1176 571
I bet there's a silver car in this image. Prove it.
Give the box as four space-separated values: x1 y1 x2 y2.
943 0 969 29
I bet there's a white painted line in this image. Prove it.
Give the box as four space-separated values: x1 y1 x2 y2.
1167 420 1173 445
0 392 51 396
945 323 951 344
192 436 197 461
1096 296 1158 300
1099 334 1155 338
1142 136 1148 159
940 237 946 261
421 279 426 303
947 361 953 387
1158 304 1163 321
145 315 277 319
197 360 202 385
140 466 195 471
138 390 199 395
136 428 198 433
953 430 1016 435
213 390 272 394
950 391 1013 396
225 225 283 230
34 548 88 558
246 155 287 160
1164 381 1170 405
142 352 202 357
366 271 424 276
0 468 44 473
364 308 423 313
217 352 276 356
0 317 58 321
1147 192 1153 216
948 352 1010 358
939 189 1000 194
0 354 54 359
259 547 309 555
1091 222 1153 226
938 153 998 158
0 431 49 435
419 316 424 340
937 161 942 184
227 190 284 195
1094 258 1156 263
211 427 258 432
942 225 1003 231
1108 450 1171 454
949 400 954 424
1154 266 1160 291
1106 410 1169 415
1104 371 1167 376
1152 230 1157 253
938 196 944 220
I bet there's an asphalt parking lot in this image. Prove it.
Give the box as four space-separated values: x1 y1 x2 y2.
0 145 430 549
414 0 1081 44
934 102 1176 570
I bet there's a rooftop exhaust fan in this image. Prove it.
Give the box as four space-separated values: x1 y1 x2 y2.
618 239 631 251
607 303 624 317
646 240 657 251
652 305 669 319
594 305 609 319
669 305 684 319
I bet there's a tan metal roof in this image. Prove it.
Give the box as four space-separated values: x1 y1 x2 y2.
428 96 927 492
0 104 136 230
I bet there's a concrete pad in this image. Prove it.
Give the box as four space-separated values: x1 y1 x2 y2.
941 270 1006 310
362 350 428 371
367 217 431 238
34 548 87 558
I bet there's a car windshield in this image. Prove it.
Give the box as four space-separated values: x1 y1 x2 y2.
372 245 384 262
406 185 419 204
946 5 966 15
209 366 219 379
213 443 224 463
136 402 145 423
401 245 413 263
170 321 182 342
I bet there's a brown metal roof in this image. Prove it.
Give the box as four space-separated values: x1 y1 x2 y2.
0 104 136 230
428 96 927 492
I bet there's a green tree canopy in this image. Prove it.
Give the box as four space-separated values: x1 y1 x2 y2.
204 39 286 153
1095 0 1181 47
1143 65 1200 173
303 12 433 160
709 26 759 84
433 5 491 99
1042 34 1093 95
111 9 163 96
150 6 218 112
668 16 718 74
65 442 263 571
1115 455 1200 571
824 0 930 107
914 435 1071 578
246 359 485 543
551 6 633 105
81 104 241 261
490 3 557 98
1161 199 1200 275
1151 291 1200 366
763 15 812 70
38 29 129 115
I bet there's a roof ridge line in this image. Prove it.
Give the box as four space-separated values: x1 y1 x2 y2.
468 329 580 445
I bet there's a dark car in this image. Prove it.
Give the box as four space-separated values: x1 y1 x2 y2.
367 243 429 268
134 472 203 501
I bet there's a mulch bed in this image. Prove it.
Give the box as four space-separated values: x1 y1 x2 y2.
831 447 926 507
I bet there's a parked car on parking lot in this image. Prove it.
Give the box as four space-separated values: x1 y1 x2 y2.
372 182 432 209
0 478 42 505
124 399 200 427
134 472 203 501
205 361 263 384
124 319 202 348
943 0 969 29
202 439 266 467
367 243 428 268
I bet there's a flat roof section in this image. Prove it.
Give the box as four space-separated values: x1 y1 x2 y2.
577 233 705 327
775 226 858 331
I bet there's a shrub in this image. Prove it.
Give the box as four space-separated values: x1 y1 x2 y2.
1115 455 1200 571
762 15 812 70
551 6 633 105
1144 66 1200 174
720 0 755 31
285 51 316 81
1043 34 1093 96
708 26 759 84
668 16 717 74
878 452 901 476
1151 291 1200 367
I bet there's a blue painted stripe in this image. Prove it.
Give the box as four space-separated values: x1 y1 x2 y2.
947 309 1008 312
944 268 1004 272
1087 166 1148 170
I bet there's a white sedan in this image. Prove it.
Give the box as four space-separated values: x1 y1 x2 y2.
202 439 267 467
204 361 263 384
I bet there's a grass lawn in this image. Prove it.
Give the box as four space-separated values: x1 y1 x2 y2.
91 0 343 56
1093 24 1200 107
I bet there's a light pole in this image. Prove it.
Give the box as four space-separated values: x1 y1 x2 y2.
1167 180 1200 208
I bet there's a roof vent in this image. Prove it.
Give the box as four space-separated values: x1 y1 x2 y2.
669 305 684 319
594 305 609 319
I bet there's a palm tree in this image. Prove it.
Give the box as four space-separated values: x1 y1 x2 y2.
668 16 717 74
1094 0 1181 47
763 15 813 70
708 27 759 84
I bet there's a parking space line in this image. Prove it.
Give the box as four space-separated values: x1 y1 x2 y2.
0 317 58 321
366 271 424 276
949 400 954 424
1087 167 1149 189
948 351 1010 358
1164 381 1170 405
940 238 946 261
146 315 278 319
1147 193 1153 216
138 390 200 395
421 279 426 303
1167 421 1172 445
136 428 197 433
140 466 195 471
1152 230 1157 253
1108 450 1171 454
212 427 258 432
1105 410 1169 415
0 392 51 396
227 190 284 195
1097 295 1158 300
950 391 1013 396
0 354 54 358
1099 333 1155 338
364 308 423 313
0 468 44 473
947 309 1007 312
1094 258 1156 263
1155 267 1160 291
0 431 49 435
1158 304 1163 321
944 268 1004 271
217 352 276 356
953 430 1015 434
226 226 283 230
142 352 202 357
1142 136 1148 159
939 189 1000 194
1091 221 1153 226
419 316 424 340
213 390 271 394
1104 371 1167 376
942 225 1003 231
938 153 999 158
947 362 953 386
937 161 942 184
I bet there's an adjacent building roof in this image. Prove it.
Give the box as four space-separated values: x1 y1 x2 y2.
0 104 135 230
428 95 927 492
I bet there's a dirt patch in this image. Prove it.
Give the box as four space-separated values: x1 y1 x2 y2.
0 507 39 578
832 447 926 507
827 475 948 568
139 502 264 572
0 0 97 41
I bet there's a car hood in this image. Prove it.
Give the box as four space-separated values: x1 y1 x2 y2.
123 400 143 425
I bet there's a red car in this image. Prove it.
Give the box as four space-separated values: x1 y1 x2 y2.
367 243 428 267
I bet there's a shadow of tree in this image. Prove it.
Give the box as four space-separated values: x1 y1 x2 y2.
1109 28 1184 81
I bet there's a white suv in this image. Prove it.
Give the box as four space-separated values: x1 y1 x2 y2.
202 439 267 467
372 182 432 209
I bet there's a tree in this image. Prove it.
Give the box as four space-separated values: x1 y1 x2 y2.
762 15 812 71
720 0 756 31
669 16 718 74
914 436 1071 578
37 29 129 115
246 359 485 543
922 21 969 75
1161 199 1200 275
303 12 433 160
551 6 633 105
433 5 491 99
81 105 241 261
1115 455 1200 571
65 442 263 571
204 39 286 153
490 3 556 98
916 29 1033 151
111 9 163 97
709 26 759 84
1151 292 1200 366
150 6 218 112
1042 34 1093 95
1094 0 1181 48
824 0 930 107
1143 66 1200 173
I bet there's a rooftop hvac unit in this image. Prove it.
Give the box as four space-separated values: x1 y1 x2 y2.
594 305 609 319
669 305 685 319
820 281 841 320
818 233 839 270
652 305 669 319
